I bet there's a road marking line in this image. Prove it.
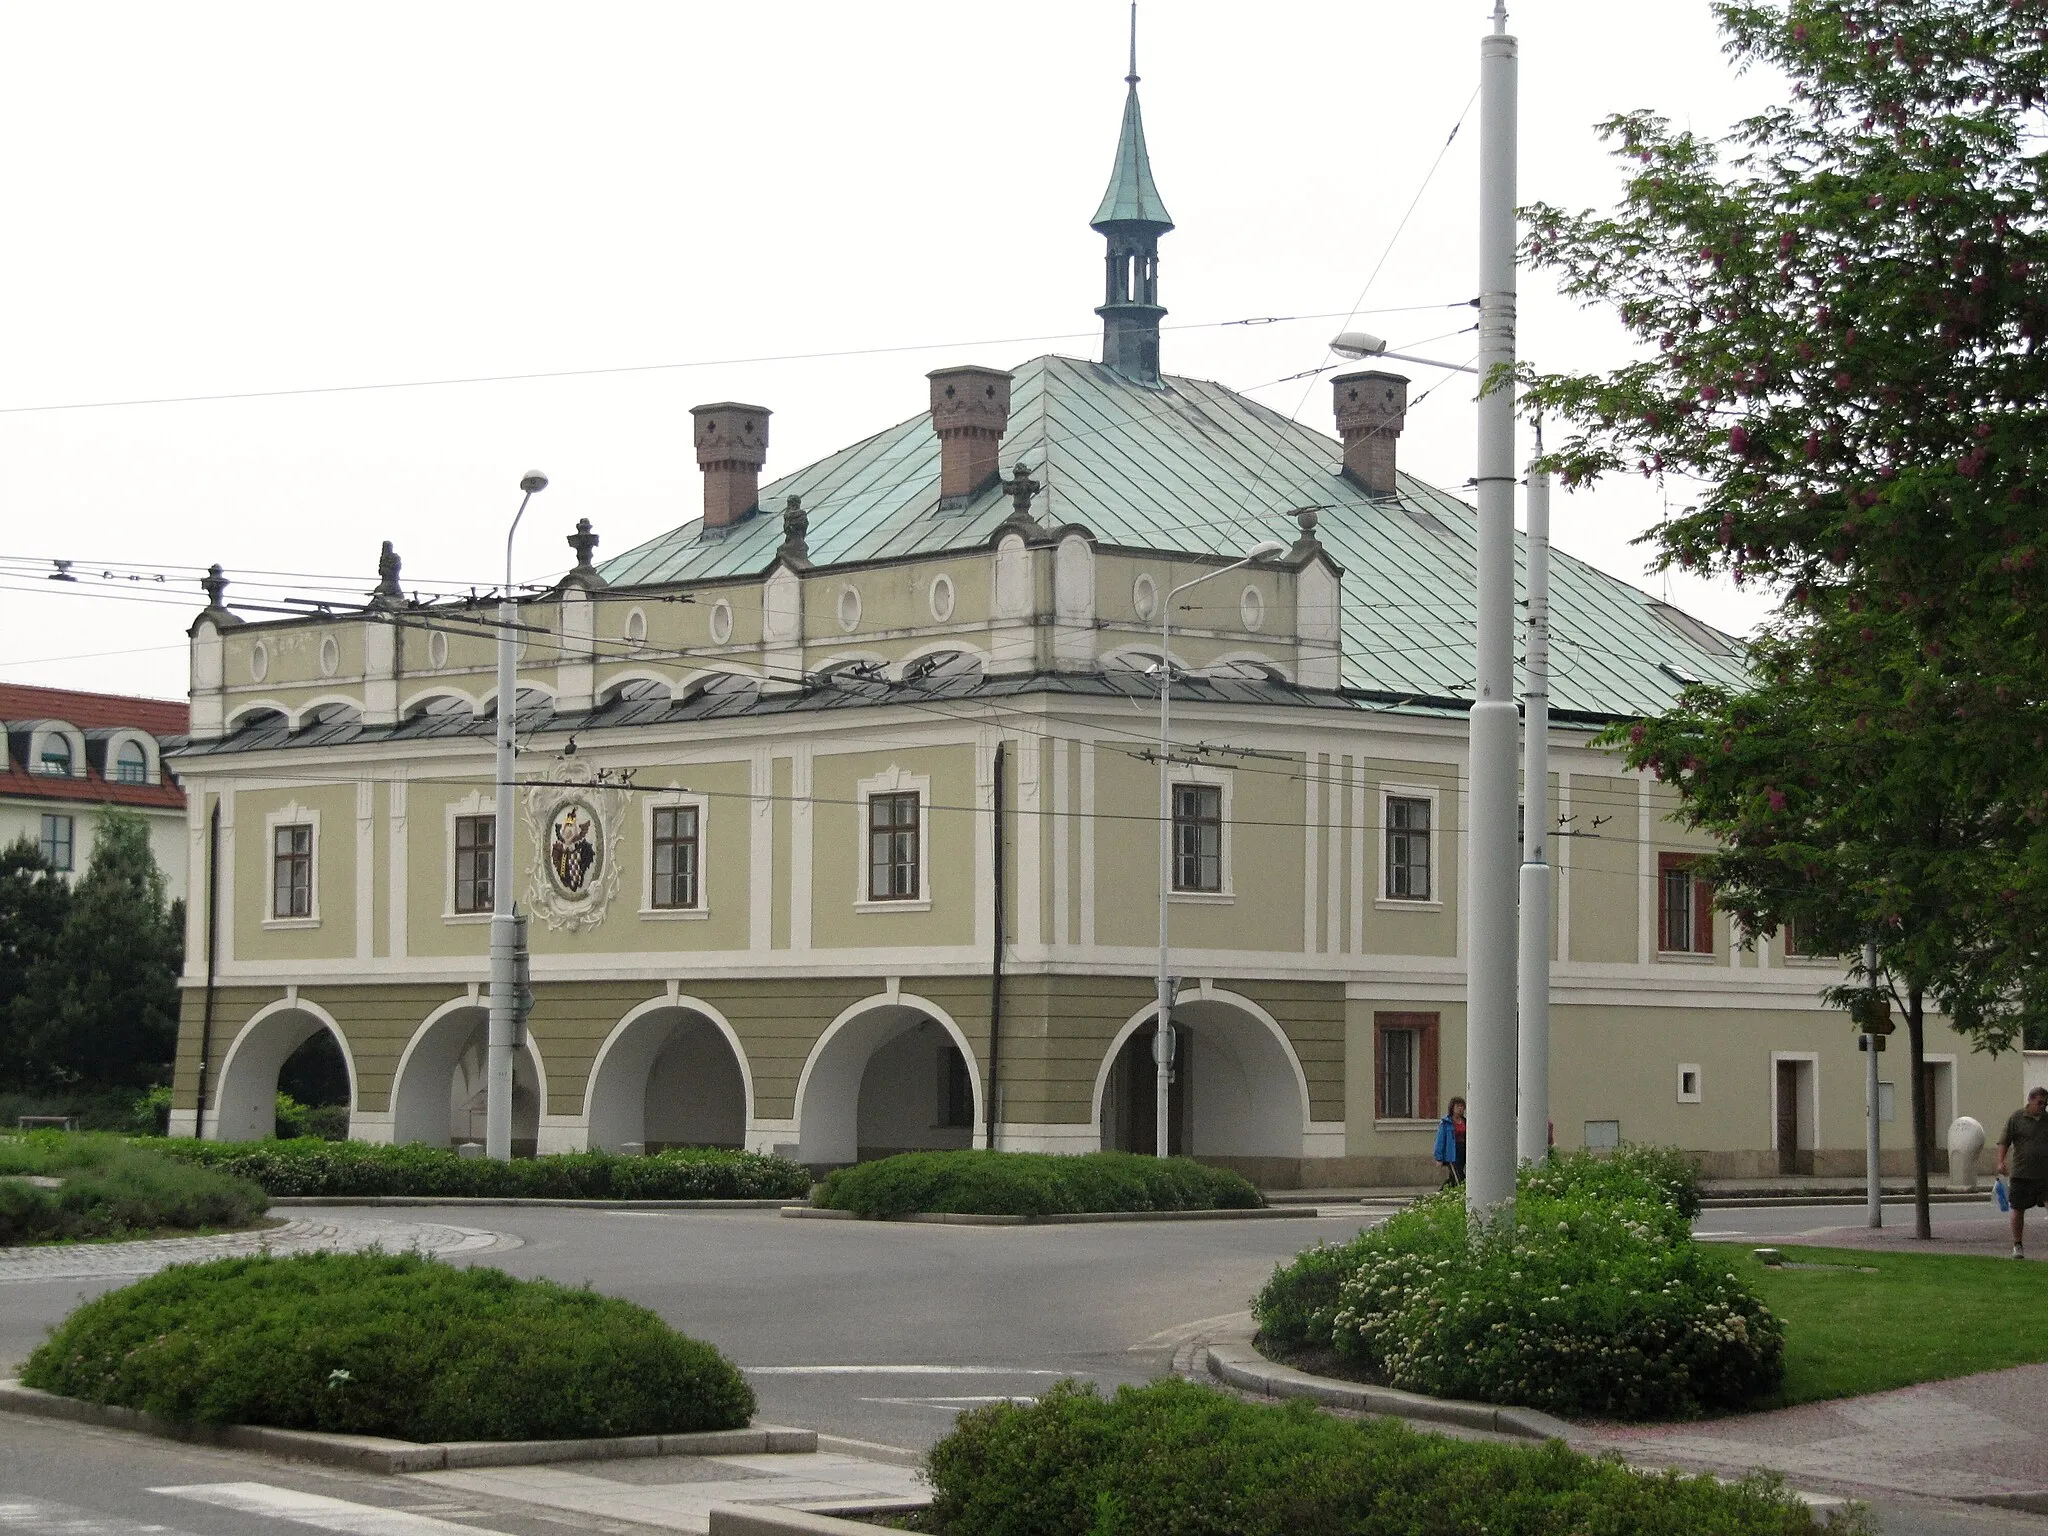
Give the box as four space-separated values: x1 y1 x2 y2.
152 1484 514 1536
0 1496 205 1536
743 1364 1067 1376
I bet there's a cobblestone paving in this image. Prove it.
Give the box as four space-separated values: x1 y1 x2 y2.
0 1217 519 1284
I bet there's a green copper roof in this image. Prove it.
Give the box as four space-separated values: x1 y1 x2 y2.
598 355 1749 720
1091 82 1173 231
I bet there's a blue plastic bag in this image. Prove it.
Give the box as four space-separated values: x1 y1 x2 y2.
1997 1175 2012 1213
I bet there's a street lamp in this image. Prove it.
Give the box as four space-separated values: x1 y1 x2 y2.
1330 331 1478 376
486 470 548 1162
1151 540 1287 1159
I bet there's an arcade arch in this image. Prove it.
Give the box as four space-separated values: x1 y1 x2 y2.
793 995 983 1164
584 997 752 1152
210 998 356 1142
1094 988 1308 1159
389 998 546 1154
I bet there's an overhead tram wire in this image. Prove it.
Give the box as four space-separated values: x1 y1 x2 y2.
0 305 1464 418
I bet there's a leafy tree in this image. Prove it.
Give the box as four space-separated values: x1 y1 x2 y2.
0 838 73 1088
1520 0 2048 1230
1609 623 2039 1235
13 810 184 1092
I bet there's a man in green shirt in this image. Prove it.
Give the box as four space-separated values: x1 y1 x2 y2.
1997 1086 2048 1259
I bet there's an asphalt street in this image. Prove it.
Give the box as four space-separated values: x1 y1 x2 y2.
3 1200 2043 1536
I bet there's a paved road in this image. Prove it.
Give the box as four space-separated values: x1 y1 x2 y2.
4 1200 2044 1536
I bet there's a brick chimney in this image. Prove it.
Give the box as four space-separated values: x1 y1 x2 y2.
1332 370 1409 495
928 366 1013 509
691 402 771 529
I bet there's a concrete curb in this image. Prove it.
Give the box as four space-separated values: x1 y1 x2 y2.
0 1381 815 1473
1700 1192 1985 1210
709 1506 916 1536
266 1196 804 1210
1203 1338 1572 1443
780 1206 1313 1225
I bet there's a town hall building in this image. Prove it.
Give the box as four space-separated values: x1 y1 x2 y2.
163 65 2013 1183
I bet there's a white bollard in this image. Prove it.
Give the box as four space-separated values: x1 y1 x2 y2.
1947 1116 1986 1192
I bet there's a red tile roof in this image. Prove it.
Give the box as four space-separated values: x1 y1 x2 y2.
0 683 187 736
0 683 188 812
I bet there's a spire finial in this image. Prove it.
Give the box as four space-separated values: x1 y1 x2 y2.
1127 1 1138 85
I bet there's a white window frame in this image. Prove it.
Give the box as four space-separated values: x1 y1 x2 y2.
1768 1049 1821 1153
106 730 158 785
29 724 85 778
640 788 711 919
1677 1063 1703 1104
263 801 321 928
443 790 494 923
38 812 75 872
1168 764 1235 904
855 765 932 913
1377 783 1442 908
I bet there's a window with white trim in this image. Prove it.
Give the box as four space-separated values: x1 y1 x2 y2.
37 736 73 776
1384 794 1433 901
273 824 314 919
1171 783 1223 892
651 804 700 910
39 814 73 872
114 740 150 783
868 792 921 901
453 815 494 914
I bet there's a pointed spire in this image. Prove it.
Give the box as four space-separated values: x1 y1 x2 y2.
1091 4 1172 232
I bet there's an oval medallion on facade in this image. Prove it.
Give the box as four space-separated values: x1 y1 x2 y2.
545 797 604 900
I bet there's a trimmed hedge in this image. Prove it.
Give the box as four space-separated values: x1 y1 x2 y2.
156 1138 813 1201
813 1150 1262 1218
1255 1146 1780 1420
921 1379 1854 1536
0 1133 267 1245
24 1251 754 1442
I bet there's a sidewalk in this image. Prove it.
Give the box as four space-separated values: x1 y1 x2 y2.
1734 1208 2040 1260
1574 1361 2048 1508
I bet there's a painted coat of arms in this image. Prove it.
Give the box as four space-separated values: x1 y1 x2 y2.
523 765 625 931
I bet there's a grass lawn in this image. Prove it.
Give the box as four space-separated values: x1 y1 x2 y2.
1729 1244 2048 1406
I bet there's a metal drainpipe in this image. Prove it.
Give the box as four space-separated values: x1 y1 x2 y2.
987 741 1006 1151
193 800 221 1139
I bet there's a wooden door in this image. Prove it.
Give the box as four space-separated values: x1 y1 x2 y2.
1776 1061 1801 1176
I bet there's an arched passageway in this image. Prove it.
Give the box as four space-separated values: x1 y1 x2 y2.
795 1000 982 1165
211 1002 355 1142
390 1003 543 1156
585 1003 750 1153
1096 993 1306 1160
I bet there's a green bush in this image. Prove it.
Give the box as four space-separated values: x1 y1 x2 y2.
24 1251 754 1442
1254 1147 1779 1420
921 1378 1856 1536
271 1094 349 1142
812 1150 1261 1218
0 1132 267 1244
0 1088 159 1134
155 1137 813 1201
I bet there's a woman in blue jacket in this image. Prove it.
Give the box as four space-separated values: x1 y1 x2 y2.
1433 1096 1467 1186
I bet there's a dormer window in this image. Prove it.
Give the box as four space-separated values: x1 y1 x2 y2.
38 737 73 776
114 741 149 783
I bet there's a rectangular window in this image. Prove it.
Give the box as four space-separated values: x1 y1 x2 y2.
1779 916 1831 958
1385 795 1432 900
273 824 313 919
1171 783 1223 892
453 814 494 914
1373 1011 1439 1120
938 1044 973 1129
651 805 700 910
868 792 920 901
1657 853 1713 953
38 813 73 872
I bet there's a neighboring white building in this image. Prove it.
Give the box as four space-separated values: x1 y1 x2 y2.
0 683 188 890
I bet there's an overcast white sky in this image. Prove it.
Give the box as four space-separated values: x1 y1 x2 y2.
0 1 1786 702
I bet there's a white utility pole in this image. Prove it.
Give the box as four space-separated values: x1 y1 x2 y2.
1467 0 1521 1217
1154 543 1285 1157
1865 939 1882 1227
488 470 548 1162
1516 434 1551 1166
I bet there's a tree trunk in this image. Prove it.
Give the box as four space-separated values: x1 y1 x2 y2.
1907 986 1931 1241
